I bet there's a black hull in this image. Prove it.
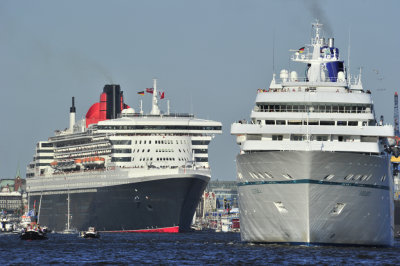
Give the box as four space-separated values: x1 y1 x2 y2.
20 231 47 240
30 176 208 232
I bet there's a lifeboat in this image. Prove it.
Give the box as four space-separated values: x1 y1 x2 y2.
81 157 105 169
50 161 58 167
94 157 105 165
236 134 247 144
74 159 83 169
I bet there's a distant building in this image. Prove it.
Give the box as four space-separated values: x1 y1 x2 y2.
195 191 217 218
195 180 238 218
207 180 238 209
0 173 26 215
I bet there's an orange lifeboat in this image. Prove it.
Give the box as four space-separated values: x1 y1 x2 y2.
75 159 83 167
94 157 105 165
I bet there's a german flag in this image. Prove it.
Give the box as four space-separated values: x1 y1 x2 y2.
298 47 305 53
137 91 144 95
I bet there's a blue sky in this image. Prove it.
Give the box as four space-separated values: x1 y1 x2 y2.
0 0 399 180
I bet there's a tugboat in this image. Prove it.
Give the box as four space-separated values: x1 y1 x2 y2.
80 227 100 239
20 224 47 240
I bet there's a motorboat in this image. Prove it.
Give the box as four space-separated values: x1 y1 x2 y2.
80 227 100 239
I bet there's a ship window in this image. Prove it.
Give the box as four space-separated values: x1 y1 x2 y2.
330 203 345 215
337 121 346 126
144 141 146 144
147 149 150 152
316 136 328 141
272 135 283 141
111 149 132 153
264 172 273 178
36 149 54 153
324 174 334 180
140 141 142 144
291 135 304 141
111 157 131 162
276 120 286 125
320 121 334 125
344 174 353 180
273 201 288 214
41 143 53 147
348 121 358 126
282 174 293 180
265 120 275 125
338 136 344 142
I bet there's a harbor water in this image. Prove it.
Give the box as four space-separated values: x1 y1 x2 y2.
1 232 400 265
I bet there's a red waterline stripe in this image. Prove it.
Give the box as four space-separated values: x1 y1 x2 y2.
102 226 179 233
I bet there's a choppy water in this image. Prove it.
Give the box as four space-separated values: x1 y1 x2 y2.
1 231 400 265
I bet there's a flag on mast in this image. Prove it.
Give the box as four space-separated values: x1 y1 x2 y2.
137 91 144 95
146 88 154 94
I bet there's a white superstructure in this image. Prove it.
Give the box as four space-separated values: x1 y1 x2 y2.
27 79 222 184
231 21 394 246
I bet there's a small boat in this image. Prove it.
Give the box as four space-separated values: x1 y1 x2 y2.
20 225 47 240
42 226 52 234
80 227 100 239
60 228 78 234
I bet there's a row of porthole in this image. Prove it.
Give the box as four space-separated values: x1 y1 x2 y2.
132 149 190 153
134 140 189 145
241 172 385 183
245 172 280 180
343 174 386 182
238 172 290 180
137 157 188 162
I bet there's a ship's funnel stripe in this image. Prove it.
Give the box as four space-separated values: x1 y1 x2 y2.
237 179 389 190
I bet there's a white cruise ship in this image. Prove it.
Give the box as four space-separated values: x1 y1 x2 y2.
231 22 395 246
26 79 222 233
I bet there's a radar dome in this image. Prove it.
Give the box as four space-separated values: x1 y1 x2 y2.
122 108 135 115
290 71 298 82
337 71 345 82
280 69 289 82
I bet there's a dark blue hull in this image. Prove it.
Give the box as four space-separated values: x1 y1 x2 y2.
29 176 207 232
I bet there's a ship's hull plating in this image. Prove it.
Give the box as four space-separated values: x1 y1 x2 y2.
30 175 208 232
237 151 394 246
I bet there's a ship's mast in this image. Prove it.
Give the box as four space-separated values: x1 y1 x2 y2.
308 21 324 82
150 79 160 115
67 192 70 231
